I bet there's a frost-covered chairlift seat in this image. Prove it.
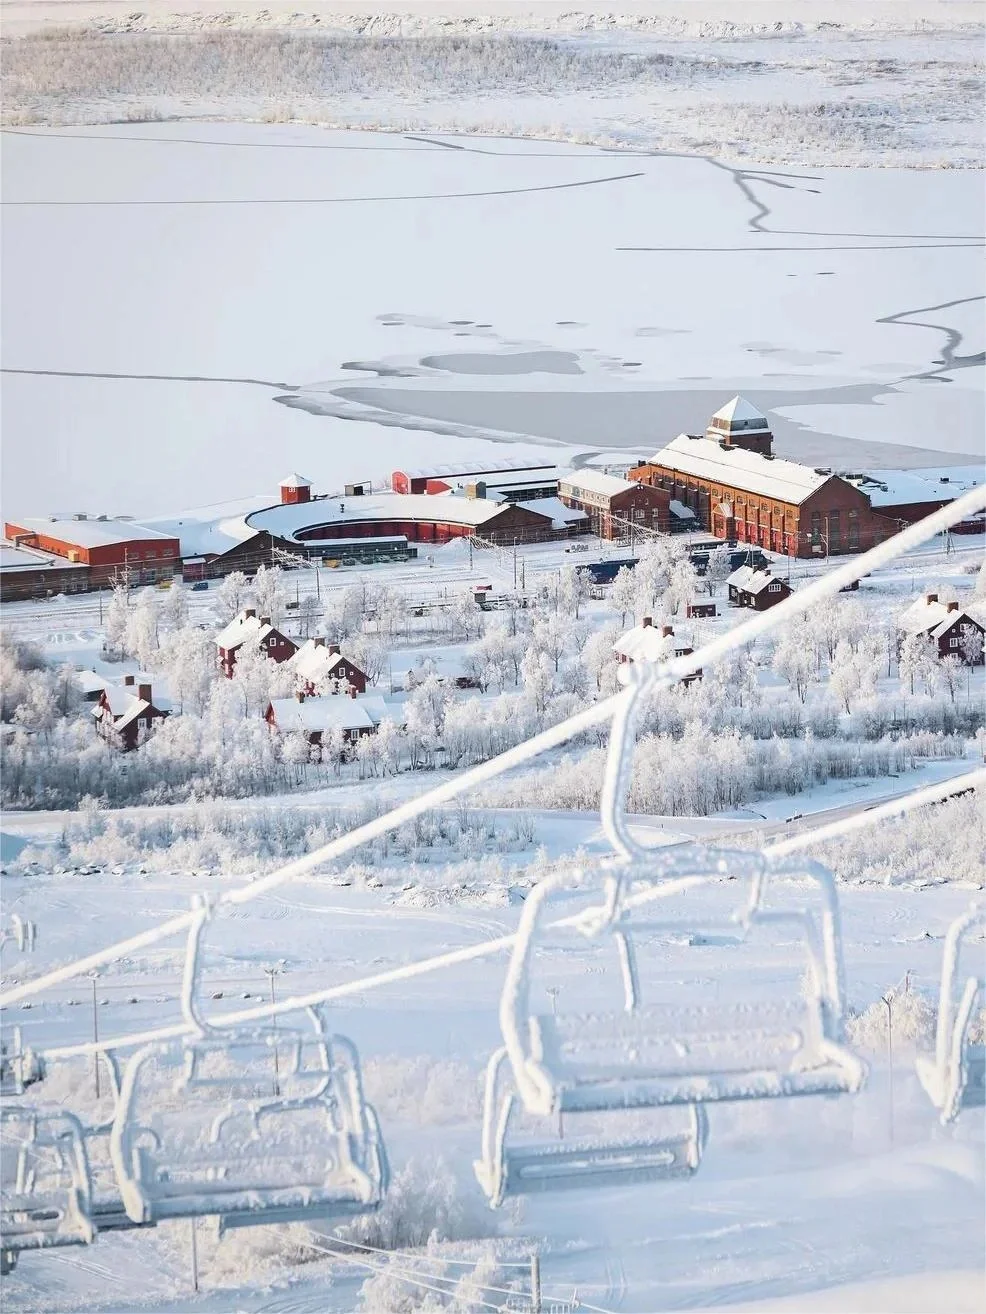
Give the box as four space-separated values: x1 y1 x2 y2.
916 904 986 1124
110 1018 388 1231
0 1027 45 1097
0 1108 95 1269
475 857 866 1208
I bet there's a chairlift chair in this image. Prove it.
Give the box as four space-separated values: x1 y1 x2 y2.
109 903 388 1230
0 1107 95 1271
916 904 985 1123
475 853 866 1208
0 1026 45 1097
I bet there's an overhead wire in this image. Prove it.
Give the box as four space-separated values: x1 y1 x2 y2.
3 482 983 1016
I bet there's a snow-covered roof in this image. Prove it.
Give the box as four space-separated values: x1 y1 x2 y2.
94 685 158 730
246 492 555 543
515 496 587 528
708 395 770 430
558 468 641 498
898 595 982 638
279 473 312 488
359 694 407 727
215 609 281 652
8 517 178 549
844 465 983 508
651 434 832 506
293 639 358 682
613 622 685 663
447 468 564 494
269 696 376 734
728 565 783 595
0 542 89 572
75 670 110 695
143 508 263 559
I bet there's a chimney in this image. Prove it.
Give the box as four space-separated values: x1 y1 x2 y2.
260 616 271 628
328 643 341 656
123 674 135 686
138 683 151 703
642 616 653 628
296 690 305 702
245 608 256 619
926 593 938 605
947 601 959 612
661 625 674 638
314 636 326 648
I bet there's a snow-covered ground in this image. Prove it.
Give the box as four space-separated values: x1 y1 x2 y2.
2 123 982 518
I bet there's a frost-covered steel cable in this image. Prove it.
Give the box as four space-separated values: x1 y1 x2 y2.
766 766 986 857
3 482 983 1015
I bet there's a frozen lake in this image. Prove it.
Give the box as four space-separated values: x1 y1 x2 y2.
1 123 983 517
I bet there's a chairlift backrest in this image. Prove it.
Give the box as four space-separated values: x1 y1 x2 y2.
109 1009 387 1228
0 1108 95 1254
917 903 985 1123
0 1027 45 1096
498 854 863 1119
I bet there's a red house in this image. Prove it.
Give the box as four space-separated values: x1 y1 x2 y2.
266 692 376 759
900 594 986 665
293 637 369 695
612 617 702 683
93 677 168 751
727 565 792 611
215 608 297 678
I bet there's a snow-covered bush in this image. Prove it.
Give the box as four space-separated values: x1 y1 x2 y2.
337 1159 497 1253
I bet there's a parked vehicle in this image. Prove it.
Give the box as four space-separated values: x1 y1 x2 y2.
190 581 209 592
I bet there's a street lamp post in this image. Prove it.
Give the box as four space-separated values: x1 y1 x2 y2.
263 965 282 1096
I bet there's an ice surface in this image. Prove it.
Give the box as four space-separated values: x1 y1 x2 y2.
2 127 982 519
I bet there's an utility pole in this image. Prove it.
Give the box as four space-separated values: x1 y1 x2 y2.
882 992 895 1145
264 966 281 1096
89 972 101 1099
529 1255 542 1314
189 1219 199 1292
546 988 563 1139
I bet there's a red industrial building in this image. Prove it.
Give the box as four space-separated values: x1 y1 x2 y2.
631 398 895 558
3 515 181 588
557 469 670 539
0 541 91 601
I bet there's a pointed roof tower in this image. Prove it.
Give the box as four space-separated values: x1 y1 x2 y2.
706 397 773 455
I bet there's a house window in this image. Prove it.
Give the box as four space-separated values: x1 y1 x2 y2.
768 582 781 593
949 636 959 648
268 637 277 648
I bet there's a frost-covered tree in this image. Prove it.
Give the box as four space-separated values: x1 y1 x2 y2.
160 580 189 632
772 631 814 704
666 557 699 616
582 622 621 691
103 584 131 660
609 565 636 625
156 626 216 715
897 631 933 697
214 571 249 625
125 589 160 670
705 544 734 597
959 623 984 668
938 653 963 704
557 564 591 618
828 639 876 714
251 563 285 626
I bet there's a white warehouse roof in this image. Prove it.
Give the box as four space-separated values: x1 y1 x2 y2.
650 435 834 506
558 468 642 498
10 516 179 548
247 491 555 543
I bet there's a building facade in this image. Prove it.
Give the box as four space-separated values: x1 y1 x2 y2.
4 517 181 587
631 398 895 558
727 565 792 610
557 470 671 540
